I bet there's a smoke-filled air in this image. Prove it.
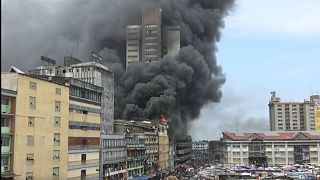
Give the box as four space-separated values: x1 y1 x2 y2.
2 0 235 134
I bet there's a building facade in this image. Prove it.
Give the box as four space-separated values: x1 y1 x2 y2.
223 131 320 166
312 95 320 131
141 7 162 63
192 140 209 151
101 134 127 180
269 91 318 131
1 88 16 179
208 140 226 163
169 134 192 170
126 25 141 68
66 78 102 180
114 119 169 178
29 57 117 179
157 122 170 171
2 73 69 180
145 132 159 176
162 26 180 57
316 106 320 131
126 133 147 178
125 8 181 68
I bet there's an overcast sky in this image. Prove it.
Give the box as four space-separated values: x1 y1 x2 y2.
190 0 320 140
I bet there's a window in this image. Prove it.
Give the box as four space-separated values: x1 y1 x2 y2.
81 154 86 164
26 172 33 180
1 156 9 171
54 133 60 145
28 117 35 126
56 88 61 95
1 98 9 106
1 136 10 146
29 96 36 109
53 150 60 160
29 82 37 90
55 101 61 112
27 135 34 146
1 117 10 127
26 153 34 164
53 167 59 176
54 117 61 127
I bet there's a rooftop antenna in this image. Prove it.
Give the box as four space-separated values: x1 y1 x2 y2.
236 119 239 132
309 84 312 97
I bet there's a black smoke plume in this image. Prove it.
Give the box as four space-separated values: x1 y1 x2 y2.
2 0 235 134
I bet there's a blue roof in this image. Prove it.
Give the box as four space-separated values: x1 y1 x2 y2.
133 175 149 180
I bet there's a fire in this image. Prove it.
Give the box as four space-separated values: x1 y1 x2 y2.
160 114 166 122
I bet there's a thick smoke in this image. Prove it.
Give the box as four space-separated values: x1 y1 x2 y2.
2 0 234 134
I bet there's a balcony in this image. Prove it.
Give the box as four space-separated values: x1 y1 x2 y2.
1 105 12 114
1 127 10 134
1 146 10 154
69 145 100 150
127 155 147 161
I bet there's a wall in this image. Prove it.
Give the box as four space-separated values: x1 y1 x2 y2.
12 74 69 180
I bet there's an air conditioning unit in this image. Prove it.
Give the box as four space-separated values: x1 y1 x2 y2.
54 154 60 159
53 172 59 176
26 176 33 180
54 138 60 142
3 166 9 172
27 157 34 161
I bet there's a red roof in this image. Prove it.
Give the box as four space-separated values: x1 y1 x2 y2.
223 131 320 141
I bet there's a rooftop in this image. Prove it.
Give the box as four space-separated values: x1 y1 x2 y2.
223 131 320 141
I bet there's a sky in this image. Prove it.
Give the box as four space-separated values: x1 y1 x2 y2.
2 0 320 141
190 0 320 140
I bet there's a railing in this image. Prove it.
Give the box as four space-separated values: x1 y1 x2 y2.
127 155 147 161
69 145 100 150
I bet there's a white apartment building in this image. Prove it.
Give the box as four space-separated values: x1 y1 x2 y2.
192 141 209 151
269 91 318 131
223 131 320 166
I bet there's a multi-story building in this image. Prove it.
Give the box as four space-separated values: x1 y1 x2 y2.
101 134 127 180
169 134 192 170
141 7 162 64
114 119 169 178
162 26 180 57
222 131 320 166
145 131 159 176
269 91 318 131
312 95 320 131
29 56 118 179
208 140 226 163
1 87 16 180
126 133 147 178
316 106 320 131
157 122 170 172
1 72 69 180
126 25 141 68
192 140 209 151
192 140 210 164
24 74 102 180
126 8 180 68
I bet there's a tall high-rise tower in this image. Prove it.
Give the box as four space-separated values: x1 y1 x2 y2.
268 91 318 131
126 25 141 68
141 7 162 63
